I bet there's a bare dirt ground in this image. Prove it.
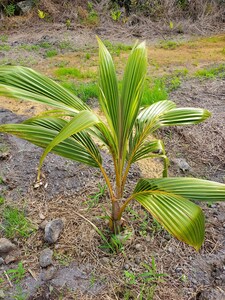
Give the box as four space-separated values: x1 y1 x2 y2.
0 22 225 300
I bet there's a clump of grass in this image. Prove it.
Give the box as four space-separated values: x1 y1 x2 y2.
59 40 73 50
141 79 168 106
0 196 4 205
102 40 132 55
45 49 58 58
62 81 99 102
0 45 10 51
2 206 34 238
195 64 225 79
158 40 181 50
0 35 8 42
38 41 51 49
55 67 96 79
19 44 40 52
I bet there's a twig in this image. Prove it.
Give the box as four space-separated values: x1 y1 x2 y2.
3 270 13 287
28 268 37 281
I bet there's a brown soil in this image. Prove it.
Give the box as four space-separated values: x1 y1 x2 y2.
0 22 225 300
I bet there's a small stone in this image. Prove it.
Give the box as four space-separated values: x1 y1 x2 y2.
135 243 142 251
134 257 140 264
17 0 34 14
39 220 48 230
172 158 191 172
146 235 151 242
0 258 4 265
168 247 173 253
124 264 129 270
44 219 64 244
39 213 46 220
41 266 57 281
0 238 16 254
39 248 53 268
100 257 110 265
5 250 21 264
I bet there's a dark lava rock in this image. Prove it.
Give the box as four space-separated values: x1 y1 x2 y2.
44 219 64 244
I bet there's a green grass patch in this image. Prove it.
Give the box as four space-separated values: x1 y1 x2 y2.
62 81 99 102
158 40 182 50
141 79 168 106
195 64 225 79
0 35 8 42
0 45 10 51
2 206 35 238
19 44 40 51
46 49 58 58
0 196 4 205
103 40 132 55
38 41 52 49
55 67 96 79
59 40 73 50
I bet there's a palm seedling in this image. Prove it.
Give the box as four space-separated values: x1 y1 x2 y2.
0 38 225 250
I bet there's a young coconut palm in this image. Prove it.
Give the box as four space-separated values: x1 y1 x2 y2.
0 38 225 250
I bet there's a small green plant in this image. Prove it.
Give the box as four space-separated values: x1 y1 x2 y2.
85 53 91 60
3 4 16 17
0 177 4 184
0 195 5 205
168 76 181 91
169 21 174 29
0 45 10 51
56 67 96 79
59 41 73 50
38 9 46 19
66 19 71 29
62 82 99 102
111 9 121 21
0 35 8 42
54 252 72 266
158 40 181 50
38 42 51 49
19 44 40 52
46 49 58 58
1 38 225 251
2 206 34 238
195 64 225 79
85 183 106 208
141 79 168 106
124 258 167 299
6 262 26 283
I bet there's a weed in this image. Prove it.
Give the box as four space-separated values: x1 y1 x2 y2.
141 79 168 106
221 48 225 55
195 64 225 79
0 35 8 42
38 9 46 19
102 40 132 55
0 45 10 51
124 258 167 299
2 206 34 238
59 41 73 50
62 81 99 102
0 177 4 184
3 4 16 17
111 9 121 21
0 196 4 205
38 42 51 49
7 262 26 283
45 49 58 58
66 19 71 29
54 252 72 266
85 53 91 60
158 40 181 50
56 68 96 80
168 76 181 91
19 44 40 52
85 183 106 208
